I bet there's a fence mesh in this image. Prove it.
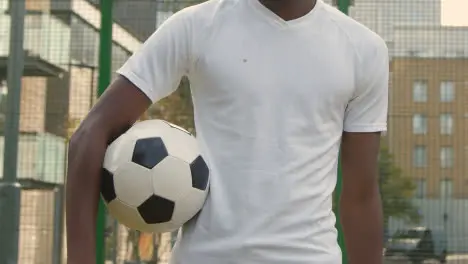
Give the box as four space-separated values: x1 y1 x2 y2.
0 0 467 263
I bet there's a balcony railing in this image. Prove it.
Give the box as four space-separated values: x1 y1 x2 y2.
0 133 67 184
0 12 71 69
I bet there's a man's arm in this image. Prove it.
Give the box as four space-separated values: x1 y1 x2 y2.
66 8 194 264
340 132 383 264
66 77 151 263
340 35 389 264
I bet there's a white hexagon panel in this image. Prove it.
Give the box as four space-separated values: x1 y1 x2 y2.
159 123 199 163
107 199 152 232
113 162 154 207
151 156 193 202
171 188 208 227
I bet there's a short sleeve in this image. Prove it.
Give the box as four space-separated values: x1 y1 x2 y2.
116 9 193 103
343 38 389 133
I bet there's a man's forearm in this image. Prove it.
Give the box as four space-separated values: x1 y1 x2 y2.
340 190 383 264
66 128 108 263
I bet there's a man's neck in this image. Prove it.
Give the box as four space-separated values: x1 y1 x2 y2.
258 0 318 21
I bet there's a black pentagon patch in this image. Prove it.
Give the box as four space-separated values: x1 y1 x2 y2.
190 156 209 190
132 137 168 169
137 195 175 224
100 168 116 203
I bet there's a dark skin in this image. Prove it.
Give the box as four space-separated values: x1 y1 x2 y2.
340 132 384 264
259 0 317 20
66 77 151 264
66 1 383 263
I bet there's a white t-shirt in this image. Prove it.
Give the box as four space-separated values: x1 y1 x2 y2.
117 0 389 263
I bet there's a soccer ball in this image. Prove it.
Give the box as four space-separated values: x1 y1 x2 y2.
100 119 210 233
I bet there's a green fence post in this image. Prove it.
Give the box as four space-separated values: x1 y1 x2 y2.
96 0 113 263
335 2 351 264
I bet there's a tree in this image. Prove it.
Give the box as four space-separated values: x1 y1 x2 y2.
333 144 420 225
379 144 420 224
146 77 194 132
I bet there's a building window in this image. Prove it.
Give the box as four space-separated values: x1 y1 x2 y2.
413 80 428 102
440 146 454 168
440 179 453 199
440 113 453 135
415 179 426 198
413 114 427 134
70 17 99 67
440 81 455 102
413 145 427 168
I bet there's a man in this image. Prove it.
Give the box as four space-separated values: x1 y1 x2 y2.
66 0 388 263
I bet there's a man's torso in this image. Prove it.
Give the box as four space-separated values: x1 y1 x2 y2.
155 0 383 263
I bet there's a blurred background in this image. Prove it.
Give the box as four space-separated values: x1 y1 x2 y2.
0 0 467 263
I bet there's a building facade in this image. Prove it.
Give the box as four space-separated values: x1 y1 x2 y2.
389 57 468 198
0 0 141 184
350 0 468 200
0 0 142 263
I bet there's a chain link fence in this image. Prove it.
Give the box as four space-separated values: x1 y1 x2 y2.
0 0 467 263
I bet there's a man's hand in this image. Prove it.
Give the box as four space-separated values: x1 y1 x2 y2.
66 76 151 263
340 131 384 264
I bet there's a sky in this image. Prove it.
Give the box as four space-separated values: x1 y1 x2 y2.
441 0 468 26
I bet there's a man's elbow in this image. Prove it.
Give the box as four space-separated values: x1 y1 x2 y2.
68 126 92 157
66 121 110 194
69 119 106 149
67 120 109 171
68 129 85 152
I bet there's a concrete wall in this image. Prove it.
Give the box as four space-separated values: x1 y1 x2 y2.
18 190 56 264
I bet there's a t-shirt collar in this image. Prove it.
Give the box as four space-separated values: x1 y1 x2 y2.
247 0 324 28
